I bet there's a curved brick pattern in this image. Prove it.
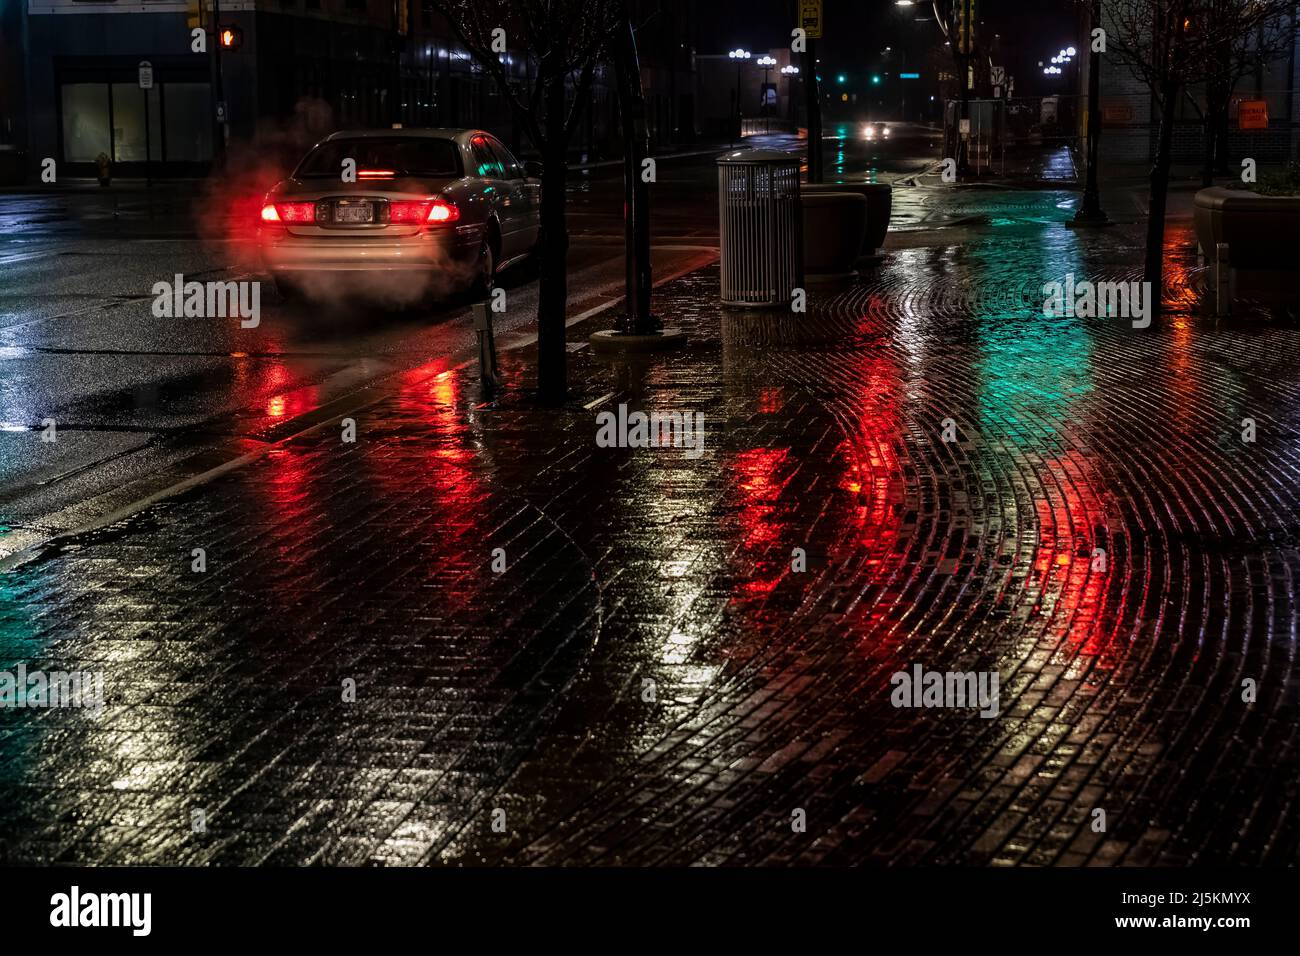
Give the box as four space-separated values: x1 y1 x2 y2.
501 228 1300 866
1 210 1299 866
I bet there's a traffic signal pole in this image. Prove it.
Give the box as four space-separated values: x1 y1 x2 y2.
802 38 822 183
794 0 823 183
211 0 228 162
956 0 973 176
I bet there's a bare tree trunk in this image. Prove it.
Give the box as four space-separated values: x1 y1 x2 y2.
1215 108 1232 175
1144 80 1180 305
536 77 570 403
1204 87 1230 184
1201 111 1215 187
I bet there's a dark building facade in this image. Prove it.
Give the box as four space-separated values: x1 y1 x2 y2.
17 0 700 178
0 0 30 180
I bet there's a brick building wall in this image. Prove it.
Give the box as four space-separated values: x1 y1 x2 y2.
1098 5 1300 166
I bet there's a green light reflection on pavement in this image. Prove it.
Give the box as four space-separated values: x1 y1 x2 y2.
969 226 1096 449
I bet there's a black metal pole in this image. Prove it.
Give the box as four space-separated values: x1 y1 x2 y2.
802 39 822 183
1073 0 1109 224
614 7 656 334
734 59 743 146
391 0 403 127
763 64 771 132
957 48 969 174
143 86 151 187
212 0 227 164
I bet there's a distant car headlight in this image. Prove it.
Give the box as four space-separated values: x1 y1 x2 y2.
882 126 891 137
864 125 875 139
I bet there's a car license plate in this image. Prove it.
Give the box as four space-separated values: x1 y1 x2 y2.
335 201 373 224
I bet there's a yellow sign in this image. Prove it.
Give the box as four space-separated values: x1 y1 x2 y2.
800 0 823 39
1239 100 1269 130
957 0 978 54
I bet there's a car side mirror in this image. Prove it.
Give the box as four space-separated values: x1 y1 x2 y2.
523 161 544 179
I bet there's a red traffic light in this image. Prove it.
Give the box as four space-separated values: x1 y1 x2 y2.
219 25 243 49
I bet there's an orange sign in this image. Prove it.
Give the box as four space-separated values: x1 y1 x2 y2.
1100 100 1134 124
1239 100 1269 130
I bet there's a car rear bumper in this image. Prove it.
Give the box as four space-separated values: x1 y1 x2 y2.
259 223 483 274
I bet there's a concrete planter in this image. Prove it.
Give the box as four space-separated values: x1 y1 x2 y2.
800 191 867 282
802 182 892 263
1194 186 1300 311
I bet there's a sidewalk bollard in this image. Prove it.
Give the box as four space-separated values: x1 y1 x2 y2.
473 301 502 390
1215 242 1230 317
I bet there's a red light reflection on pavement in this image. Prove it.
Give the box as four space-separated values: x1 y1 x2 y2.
733 447 790 561
256 444 331 592
263 384 320 422
1028 449 1113 660
837 351 906 569
361 366 490 608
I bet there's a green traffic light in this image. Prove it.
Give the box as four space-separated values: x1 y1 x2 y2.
837 74 847 84
871 75 881 84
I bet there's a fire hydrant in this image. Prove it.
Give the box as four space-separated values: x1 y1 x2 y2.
95 152 111 187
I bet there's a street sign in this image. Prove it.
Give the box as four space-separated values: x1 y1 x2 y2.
138 61 153 91
1101 100 1135 124
1239 100 1269 130
800 0 822 39
990 66 1006 87
959 118 971 135
216 101 227 123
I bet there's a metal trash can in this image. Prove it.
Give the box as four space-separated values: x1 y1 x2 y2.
717 149 802 307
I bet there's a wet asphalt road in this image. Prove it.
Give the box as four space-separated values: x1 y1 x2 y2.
0 126 938 549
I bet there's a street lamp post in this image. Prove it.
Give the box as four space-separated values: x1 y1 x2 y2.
757 55 777 131
781 65 800 125
729 49 751 145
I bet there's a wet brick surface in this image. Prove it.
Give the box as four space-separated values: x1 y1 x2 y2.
2 200 1299 866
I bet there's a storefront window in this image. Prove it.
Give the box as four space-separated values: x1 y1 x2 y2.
60 72 214 166
111 83 162 162
61 83 111 162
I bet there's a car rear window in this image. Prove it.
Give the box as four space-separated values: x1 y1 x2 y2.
295 138 463 178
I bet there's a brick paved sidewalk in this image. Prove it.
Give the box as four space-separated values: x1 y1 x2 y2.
2 201 1299 866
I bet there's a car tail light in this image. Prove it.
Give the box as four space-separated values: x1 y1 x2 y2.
358 169 396 179
387 199 460 226
426 199 460 224
388 201 432 224
261 201 315 224
275 202 316 223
